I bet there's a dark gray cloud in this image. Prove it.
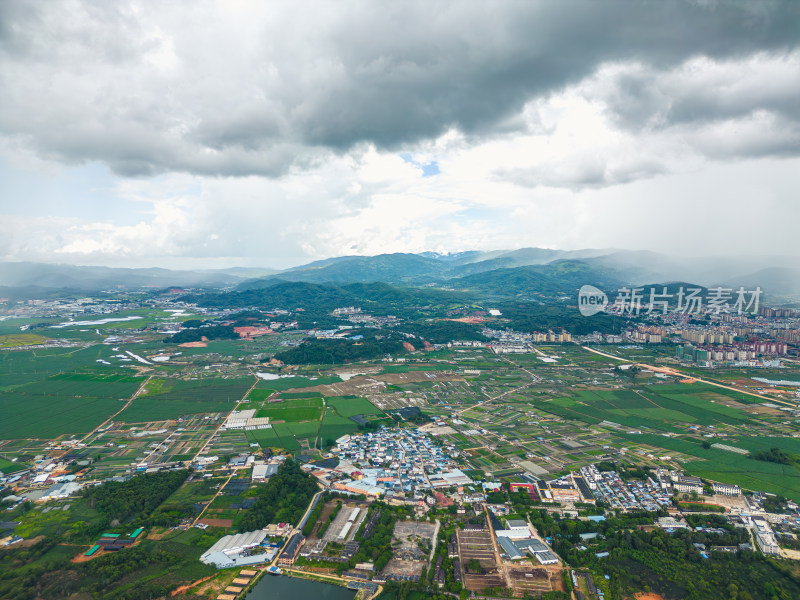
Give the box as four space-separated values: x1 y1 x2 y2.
0 0 798 177
598 55 800 131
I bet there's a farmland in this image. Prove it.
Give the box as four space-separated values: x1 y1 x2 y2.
326 395 383 417
0 333 49 348
256 396 323 422
0 345 114 387
0 370 144 439
0 311 797 491
1 288 800 600
243 395 366 451
617 432 800 499
537 384 755 433
0 456 19 472
118 377 252 422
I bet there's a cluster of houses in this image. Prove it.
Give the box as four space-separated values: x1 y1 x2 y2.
481 327 572 353
0 455 86 506
580 465 671 510
305 429 472 498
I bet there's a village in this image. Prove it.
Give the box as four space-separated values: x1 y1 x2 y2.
115 427 800 600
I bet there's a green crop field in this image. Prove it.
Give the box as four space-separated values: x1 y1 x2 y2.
0 392 123 439
256 397 323 422
326 396 383 417
0 457 20 472
321 407 354 426
0 348 156 439
277 421 320 437
15 372 142 399
0 345 118 388
244 400 359 451
270 424 309 450
245 427 281 447
319 408 358 444
246 388 274 402
118 378 252 422
618 432 800 501
538 382 755 434
278 391 324 399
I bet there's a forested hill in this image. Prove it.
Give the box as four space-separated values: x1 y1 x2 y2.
452 260 626 296
180 280 470 313
274 337 407 365
239 253 447 286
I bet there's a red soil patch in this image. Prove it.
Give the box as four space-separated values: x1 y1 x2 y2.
198 518 234 528
171 574 216 596
235 326 274 339
71 551 96 564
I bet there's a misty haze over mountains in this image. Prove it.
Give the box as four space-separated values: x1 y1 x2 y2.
2 249 798 300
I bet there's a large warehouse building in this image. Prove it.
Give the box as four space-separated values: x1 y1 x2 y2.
199 530 277 568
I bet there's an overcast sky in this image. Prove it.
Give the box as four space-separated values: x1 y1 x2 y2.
1 0 799 269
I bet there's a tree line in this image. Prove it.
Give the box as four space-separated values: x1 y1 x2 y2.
237 459 319 531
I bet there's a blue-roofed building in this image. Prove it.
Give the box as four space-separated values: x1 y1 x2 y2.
534 551 559 565
498 536 525 560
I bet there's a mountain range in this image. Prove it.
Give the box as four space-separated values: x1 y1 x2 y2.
1 249 798 300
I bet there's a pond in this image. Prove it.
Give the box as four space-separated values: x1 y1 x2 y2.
247 574 356 600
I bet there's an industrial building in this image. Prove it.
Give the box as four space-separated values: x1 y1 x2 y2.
199 530 277 568
221 409 272 431
497 534 558 564
40 481 82 501
251 463 279 481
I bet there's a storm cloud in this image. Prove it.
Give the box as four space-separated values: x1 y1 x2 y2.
1 0 798 177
